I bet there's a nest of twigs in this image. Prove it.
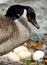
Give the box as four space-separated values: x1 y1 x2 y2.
0 38 47 65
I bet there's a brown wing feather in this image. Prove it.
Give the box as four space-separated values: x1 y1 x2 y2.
0 14 16 44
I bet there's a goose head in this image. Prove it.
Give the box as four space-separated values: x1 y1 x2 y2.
6 5 39 29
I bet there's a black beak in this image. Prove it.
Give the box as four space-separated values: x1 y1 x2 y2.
31 20 40 29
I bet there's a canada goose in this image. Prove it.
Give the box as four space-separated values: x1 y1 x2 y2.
0 5 39 55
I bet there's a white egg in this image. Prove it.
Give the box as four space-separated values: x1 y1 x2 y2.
17 51 31 59
14 46 28 54
7 52 20 62
19 46 28 51
33 50 45 61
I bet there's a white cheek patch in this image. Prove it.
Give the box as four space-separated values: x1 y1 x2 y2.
22 9 27 20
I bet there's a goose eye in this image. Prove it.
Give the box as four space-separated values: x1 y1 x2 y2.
27 14 33 21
